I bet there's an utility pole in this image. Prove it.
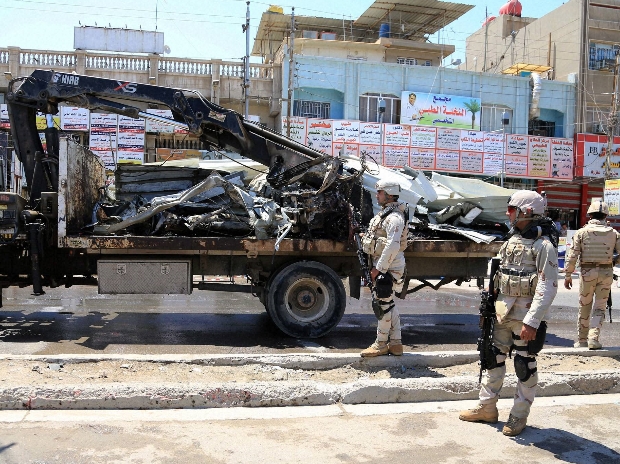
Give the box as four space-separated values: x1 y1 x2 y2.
243 1 251 118
286 7 295 138
483 7 488 72
605 52 620 180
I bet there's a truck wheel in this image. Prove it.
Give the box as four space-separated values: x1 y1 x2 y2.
266 261 346 338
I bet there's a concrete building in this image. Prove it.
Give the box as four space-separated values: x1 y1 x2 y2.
463 0 620 136
255 0 575 193
463 0 620 227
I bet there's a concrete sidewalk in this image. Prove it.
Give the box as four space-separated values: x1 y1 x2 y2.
1 348 619 410
1 394 620 463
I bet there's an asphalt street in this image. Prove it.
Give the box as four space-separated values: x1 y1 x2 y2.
1 274 619 355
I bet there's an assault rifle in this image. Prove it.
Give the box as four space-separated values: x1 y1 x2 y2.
354 234 383 320
607 253 618 323
477 258 501 383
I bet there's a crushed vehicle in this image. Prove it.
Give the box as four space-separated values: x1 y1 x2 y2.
0 70 501 338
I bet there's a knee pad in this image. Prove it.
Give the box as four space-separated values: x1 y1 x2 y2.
514 354 537 382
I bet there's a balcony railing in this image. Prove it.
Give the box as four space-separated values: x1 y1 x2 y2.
1 47 273 79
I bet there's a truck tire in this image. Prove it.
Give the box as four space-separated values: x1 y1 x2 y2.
266 261 346 338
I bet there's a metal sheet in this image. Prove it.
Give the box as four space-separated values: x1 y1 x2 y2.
61 139 106 237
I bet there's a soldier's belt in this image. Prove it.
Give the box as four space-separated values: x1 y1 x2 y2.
500 268 532 276
581 262 613 269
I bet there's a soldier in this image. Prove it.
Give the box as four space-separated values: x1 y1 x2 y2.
459 190 558 436
564 198 620 350
360 179 408 357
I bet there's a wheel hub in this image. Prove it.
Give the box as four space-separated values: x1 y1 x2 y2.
296 289 316 308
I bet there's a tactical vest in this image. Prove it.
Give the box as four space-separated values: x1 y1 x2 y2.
361 203 408 257
494 234 540 298
579 222 617 264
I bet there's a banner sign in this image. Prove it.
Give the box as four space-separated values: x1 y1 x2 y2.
575 133 620 178
283 118 574 180
400 91 481 130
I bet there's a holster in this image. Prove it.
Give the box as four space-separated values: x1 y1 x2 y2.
527 321 547 355
371 296 384 320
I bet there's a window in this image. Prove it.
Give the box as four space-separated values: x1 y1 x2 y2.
397 57 417 66
480 105 513 133
589 42 620 71
293 100 331 119
359 93 401 124
396 58 432 66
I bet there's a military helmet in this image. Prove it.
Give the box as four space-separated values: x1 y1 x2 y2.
587 198 609 215
375 179 402 196
508 190 545 215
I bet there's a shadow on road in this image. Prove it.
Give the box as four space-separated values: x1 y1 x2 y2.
1 310 574 352
516 427 620 463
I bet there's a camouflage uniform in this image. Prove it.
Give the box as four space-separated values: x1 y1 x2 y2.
564 219 620 345
481 231 558 419
363 201 408 345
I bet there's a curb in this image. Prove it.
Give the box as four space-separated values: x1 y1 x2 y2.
1 347 618 369
1 348 619 410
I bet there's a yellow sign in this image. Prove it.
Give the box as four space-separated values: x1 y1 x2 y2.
35 114 60 130
604 179 620 216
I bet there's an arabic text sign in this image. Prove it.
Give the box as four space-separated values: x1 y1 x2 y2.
146 109 175 133
411 126 437 149
400 91 481 130
383 124 410 147
359 123 382 144
333 120 360 143
281 117 307 144
605 179 620 216
306 119 333 155
117 115 145 164
61 107 89 131
281 117 574 180
575 133 620 178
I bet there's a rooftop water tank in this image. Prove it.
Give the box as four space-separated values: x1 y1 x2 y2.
499 0 522 17
379 23 390 38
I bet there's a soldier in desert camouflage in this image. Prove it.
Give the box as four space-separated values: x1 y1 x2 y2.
564 198 620 350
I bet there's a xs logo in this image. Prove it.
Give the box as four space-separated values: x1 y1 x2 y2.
114 81 138 93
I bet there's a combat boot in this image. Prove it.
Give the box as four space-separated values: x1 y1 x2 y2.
388 340 404 356
360 341 389 357
502 414 527 436
588 339 602 350
458 403 498 423
574 340 587 348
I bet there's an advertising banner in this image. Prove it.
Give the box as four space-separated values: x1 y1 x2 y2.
61 107 90 131
146 109 175 133
400 91 481 130
279 117 574 180
117 115 145 164
89 113 118 170
575 133 620 178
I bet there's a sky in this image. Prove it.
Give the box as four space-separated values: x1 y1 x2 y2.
0 0 569 64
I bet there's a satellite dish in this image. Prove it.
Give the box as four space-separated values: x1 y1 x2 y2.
164 45 171 54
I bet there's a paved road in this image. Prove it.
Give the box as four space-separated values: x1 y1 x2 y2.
1 394 619 463
1 275 619 355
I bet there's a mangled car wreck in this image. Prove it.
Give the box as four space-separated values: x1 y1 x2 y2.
0 70 501 337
